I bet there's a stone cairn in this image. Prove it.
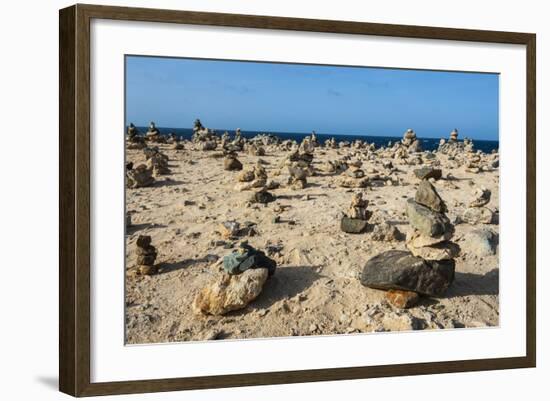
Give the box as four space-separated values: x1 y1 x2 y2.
338 159 369 188
438 129 478 165
127 123 138 141
235 161 275 191
401 128 422 153
223 152 243 171
287 162 308 189
462 186 493 224
135 235 158 275
464 152 482 173
247 143 266 156
231 161 276 204
145 121 162 143
324 137 338 149
126 164 155 188
192 118 218 150
283 138 315 190
340 192 372 234
192 241 277 315
126 123 145 149
145 149 170 176
405 180 459 261
227 128 245 152
361 180 457 308
324 159 348 174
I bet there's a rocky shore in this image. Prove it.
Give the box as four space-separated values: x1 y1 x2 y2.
125 124 499 344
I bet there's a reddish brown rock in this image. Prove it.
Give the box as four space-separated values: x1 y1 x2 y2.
386 289 420 309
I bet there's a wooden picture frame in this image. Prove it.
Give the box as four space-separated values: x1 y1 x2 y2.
59 3 536 397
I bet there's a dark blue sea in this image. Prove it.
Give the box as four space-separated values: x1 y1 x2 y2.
134 127 499 154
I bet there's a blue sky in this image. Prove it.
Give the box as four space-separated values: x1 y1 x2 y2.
126 56 499 140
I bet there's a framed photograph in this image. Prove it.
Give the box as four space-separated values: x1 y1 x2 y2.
59 4 536 397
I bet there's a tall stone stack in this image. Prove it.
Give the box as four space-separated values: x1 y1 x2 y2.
401 128 422 153
126 164 155 188
146 152 171 176
361 180 456 302
135 235 158 275
340 192 372 234
145 121 161 142
405 180 460 261
127 123 138 141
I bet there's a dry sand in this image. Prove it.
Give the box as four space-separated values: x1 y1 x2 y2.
125 142 499 344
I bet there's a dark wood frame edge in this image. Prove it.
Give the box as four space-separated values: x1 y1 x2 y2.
59 3 536 397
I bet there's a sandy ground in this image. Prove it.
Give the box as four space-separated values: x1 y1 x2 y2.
125 142 499 344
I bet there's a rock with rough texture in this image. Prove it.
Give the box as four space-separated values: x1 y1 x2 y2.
219 221 240 239
469 187 491 207
341 216 369 233
250 189 276 204
338 176 369 188
415 179 446 212
371 222 402 241
407 240 460 260
406 199 451 237
347 192 371 220
199 141 217 151
192 268 269 315
223 242 277 276
361 250 455 296
406 229 453 248
237 169 255 182
461 228 497 257
135 235 158 275
126 164 155 188
379 312 424 331
224 156 243 171
385 289 420 309
146 152 171 176
462 207 493 224
413 167 442 180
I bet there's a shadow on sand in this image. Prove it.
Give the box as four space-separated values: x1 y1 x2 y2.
277 193 328 200
125 223 167 235
445 268 499 298
153 179 186 188
252 265 322 309
157 255 219 274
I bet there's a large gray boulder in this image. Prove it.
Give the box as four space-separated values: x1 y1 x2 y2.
361 250 455 296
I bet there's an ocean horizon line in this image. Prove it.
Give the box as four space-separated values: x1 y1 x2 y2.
128 125 499 143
